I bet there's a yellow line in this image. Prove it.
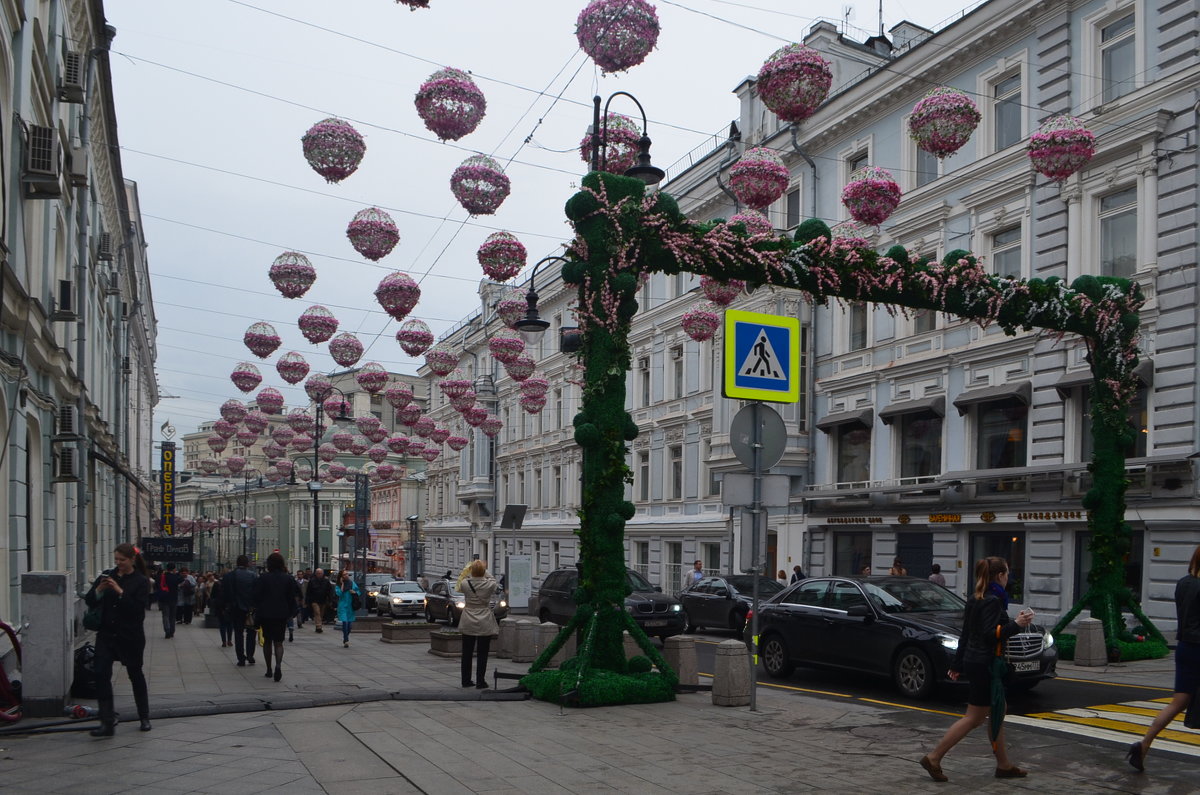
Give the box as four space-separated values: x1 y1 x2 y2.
699 672 856 698
1055 676 1174 692
1028 713 1200 746
859 698 962 717
1089 703 1189 720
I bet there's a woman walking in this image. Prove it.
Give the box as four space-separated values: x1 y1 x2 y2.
83 543 152 736
918 556 1034 781
252 552 301 682
1126 544 1200 771
333 569 360 648
459 559 499 689
209 572 233 647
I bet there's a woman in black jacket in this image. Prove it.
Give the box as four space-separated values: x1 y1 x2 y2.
919 556 1034 781
84 542 152 737
253 552 301 682
1127 544 1200 771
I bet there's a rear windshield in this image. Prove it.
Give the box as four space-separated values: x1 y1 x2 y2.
726 576 784 596
865 579 965 613
391 582 423 593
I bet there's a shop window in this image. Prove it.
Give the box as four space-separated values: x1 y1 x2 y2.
969 531 1026 603
834 531 872 576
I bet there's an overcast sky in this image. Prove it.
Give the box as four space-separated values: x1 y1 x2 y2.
104 0 976 439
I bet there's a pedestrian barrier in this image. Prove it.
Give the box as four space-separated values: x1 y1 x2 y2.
496 617 518 658
663 635 699 686
712 639 751 706
511 621 538 663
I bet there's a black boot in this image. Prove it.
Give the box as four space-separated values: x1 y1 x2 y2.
139 718 152 732
90 698 116 737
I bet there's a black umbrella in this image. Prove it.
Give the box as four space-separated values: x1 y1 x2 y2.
988 654 1009 749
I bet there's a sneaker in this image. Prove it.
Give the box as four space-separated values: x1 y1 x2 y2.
315 627 323 633
247 658 256 665
236 660 246 667
343 640 349 648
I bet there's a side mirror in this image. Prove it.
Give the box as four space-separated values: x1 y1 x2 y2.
654 586 662 593
846 604 873 619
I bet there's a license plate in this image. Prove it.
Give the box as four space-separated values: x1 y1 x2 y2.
643 620 668 627
1012 660 1039 673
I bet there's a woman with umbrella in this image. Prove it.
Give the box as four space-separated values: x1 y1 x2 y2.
918 556 1034 782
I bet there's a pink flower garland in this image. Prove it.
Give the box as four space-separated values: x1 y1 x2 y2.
384 382 414 409
488 331 525 364
268 252 316 299
276 351 310 385
575 0 660 74
220 400 247 424
1028 115 1096 181
700 276 745 307
728 148 790 210
424 346 459 376
301 118 365 183
243 321 281 359
756 44 832 124
477 231 527 281
347 207 400 261
580 112 642 173
450 155 510 215
681 303 721 342
415 67 487 141
298 305 338 345
841 166 902 227
355 362 389 394
728 211 774 236
396 319 433 356
230 362 262 393
908 87 981 159
374 272 421 322
256 387 284 415
329 332 364 368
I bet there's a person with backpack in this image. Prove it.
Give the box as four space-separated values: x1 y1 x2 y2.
333 569 360 648
178 568 197 624
304 568 333 634
221 555 258 666
157 563 181 639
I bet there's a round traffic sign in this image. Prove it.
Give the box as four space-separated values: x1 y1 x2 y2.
729 404 786 470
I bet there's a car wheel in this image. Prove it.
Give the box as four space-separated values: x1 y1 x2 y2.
893 647 936 699
760 634 795 679
682 611 695 634
449 609 461 628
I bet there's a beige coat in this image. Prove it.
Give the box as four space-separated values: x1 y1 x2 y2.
458 575 499 637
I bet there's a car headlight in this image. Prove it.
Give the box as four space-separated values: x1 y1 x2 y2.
498 600 507 608
672 604 682 612
938 634 959 651
454 600 465 609
1043 631 1055 648
625 604 635 613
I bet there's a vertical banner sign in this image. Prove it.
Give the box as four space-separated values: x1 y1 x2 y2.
160 441 176 536
354 472 370 551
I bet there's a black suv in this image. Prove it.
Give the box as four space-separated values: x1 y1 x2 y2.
536 568 686 639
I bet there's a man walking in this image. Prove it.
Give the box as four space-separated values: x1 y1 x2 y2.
305 568 332 634
158 563 181 639
684 559 704 590
222 555 258 666
790 565 806 584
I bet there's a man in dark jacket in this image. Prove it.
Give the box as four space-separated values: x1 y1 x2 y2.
304 568 333 634
158 563 182 639
221 555 258 665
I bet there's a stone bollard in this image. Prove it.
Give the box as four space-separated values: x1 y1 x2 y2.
536 622 560 667
1074 617 1107 666
20 572 73 717
663 635 698 686
511 620 539 663
496 618 518 659
711 639 751 706
623 630 640 660
550 626 577 668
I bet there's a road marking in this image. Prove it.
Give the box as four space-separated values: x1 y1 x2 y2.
1008 699 1200 756
1055 676 1174 691
859 698 962 717
698 672 854 698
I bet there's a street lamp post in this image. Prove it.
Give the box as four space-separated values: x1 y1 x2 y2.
304 383 350 572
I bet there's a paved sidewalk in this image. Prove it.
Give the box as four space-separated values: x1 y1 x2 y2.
0 613 1195 794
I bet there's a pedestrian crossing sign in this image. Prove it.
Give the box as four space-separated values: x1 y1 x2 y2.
722 309 800 403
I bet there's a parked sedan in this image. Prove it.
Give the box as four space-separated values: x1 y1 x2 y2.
748 576 1058 699
679 575 784 633
537 567 686 639
424 579 509 626
375 580 426 619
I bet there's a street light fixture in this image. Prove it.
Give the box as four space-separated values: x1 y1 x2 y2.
513 255 570 345
591 92 666 185
303 382 352 571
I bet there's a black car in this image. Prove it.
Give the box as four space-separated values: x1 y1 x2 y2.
679 575 784 633
423 579 508 626
748 576 1057 699
537 568 686 639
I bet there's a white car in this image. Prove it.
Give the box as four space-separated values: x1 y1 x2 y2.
375 580 427 618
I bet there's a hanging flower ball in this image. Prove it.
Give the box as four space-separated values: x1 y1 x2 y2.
428 426 451 445
213 419 238 439
519 373 549 398
729 148 790 210
275 460 293 478
495 290 527 328
275 351 310 385
298 305 339 345
450 155 510 215
476 231 526 282
450 390 477 412
349 434 371 456
236 429 259 447
463 406 489 427
682 302 722 342
481 415 503 437
413 416 437 438
327 462 348 480
207 435 228 453
384 382 415 409
366 444 389 464
579 112 642 174
355 415 382 436
199 459 218 474
271 426 295 447
908 86 981 159
387 434 411 454
415 67 487 141
225 456 247 475
841 166 902 227
293 460 313 481
395 319 433 356
244 410 269 433
757 44 832 124
519 393 547 414
396 403 423 426
437 369 473 399
367 426 389 444
256 387 285 415
287 408 315 433
375 462 396 481
322 395 351 420
406 439 427 456
576 0 660 74
231 362 262 394
446 434 469 451
331 431 354 452
355 362 389 394
374 272 422 323
424 346 459 377
268 252 316 299
304 373 334 402
728 210 774 236
220 399 247 424
504 354 536 382
488 330 525 364
264 467 282 484
347 207 400 261
243 321 282 359
831 220 871 249
329 332 364 368
291 433 314 453
420 446 441 463
700 276 745 307
301 117 366 183
263 442 285 461
1028 115 1096 182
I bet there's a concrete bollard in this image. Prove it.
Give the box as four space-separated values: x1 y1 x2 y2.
663 635 698 686
712 639 751 706
511 620 539 663
1074 617 1107 666
623 630 640 660
496 617 518 659
536 622 560 667
550 627 577 668
20 572 74 718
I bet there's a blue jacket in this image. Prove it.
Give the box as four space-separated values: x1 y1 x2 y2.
334 580 360 624
222 566 257 613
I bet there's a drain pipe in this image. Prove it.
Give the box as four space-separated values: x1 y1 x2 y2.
790 124 819 575
713 137 741 212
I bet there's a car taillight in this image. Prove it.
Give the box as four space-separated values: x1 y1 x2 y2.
744 609 754 624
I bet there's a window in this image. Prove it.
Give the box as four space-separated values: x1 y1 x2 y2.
784 579 829 606
1075 529 1143 602
969 531 1026 602
638 451 650 501
553 465 562 507
848 303 867 351
833 532 872 576
899 411 942 480
1081 385 1147 460
831 580 867 610
552 541 560 570
835 423 871 484
669 445 683 500
534 469 543 507
1100 13 1135 102
554 388 563 430
639 357 651 406
915 146 938 188
671 346 684 398
848 151 868 174
912 310 936 334
785 187 801 229
1099 187 1137 278
632 540 650 579
705 440 720 496
517 471 526 503
992 73 1022 149
674 272 688 298
975 398 1027 470
990 226 1022 279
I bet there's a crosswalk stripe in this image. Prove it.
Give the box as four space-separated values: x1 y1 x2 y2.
1014 697 1200 755
1006 715 1200 757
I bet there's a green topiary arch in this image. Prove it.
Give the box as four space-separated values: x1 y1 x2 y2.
521 172 1161 708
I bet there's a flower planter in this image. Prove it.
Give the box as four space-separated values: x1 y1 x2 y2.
428 628 463 657
380 621 437 644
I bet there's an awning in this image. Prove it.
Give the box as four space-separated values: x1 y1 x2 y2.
952 381 1031 415
1053 359 1154 399
879 396 946 425
815 408 874 433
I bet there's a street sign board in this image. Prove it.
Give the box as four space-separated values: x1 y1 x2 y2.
721 473 791 507
729 403 786 470
722 309 800 403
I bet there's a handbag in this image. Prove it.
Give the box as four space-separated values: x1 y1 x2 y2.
82 605 102 631
256 626 265 647
244 609 257 628
350 590 362 612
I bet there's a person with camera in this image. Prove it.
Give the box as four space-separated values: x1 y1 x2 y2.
253 553 301 682
221 555 259 666
459 559 500 689
305 568 333 634
332 569 360 648
83 543 152 737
